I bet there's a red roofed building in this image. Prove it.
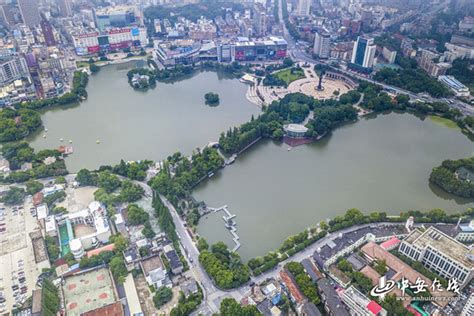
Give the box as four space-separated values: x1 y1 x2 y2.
87 243 115 258
279 270 304 304
367 300 383 315
380 236 400 251
82 302 124 316
32 192 44 206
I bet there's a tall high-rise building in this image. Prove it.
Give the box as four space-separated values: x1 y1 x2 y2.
58 0 73 17
18 0 41 27
313 32 330 59
351 36 376 68
0 56 30 85
0 6 8 26
94 5 141 31
253 4 266 36
41 19 56 47
1 4 22 26
296 0 311 16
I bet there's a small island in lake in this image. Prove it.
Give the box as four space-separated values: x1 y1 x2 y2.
430 157 474 198
204 92 220 106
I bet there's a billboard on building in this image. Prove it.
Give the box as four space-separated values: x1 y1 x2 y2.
75 47 88 56
87 45 100 53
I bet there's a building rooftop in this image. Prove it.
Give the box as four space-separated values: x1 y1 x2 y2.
29 232 49 263
31 289 42 315
123 274 142 316
359 265 411 308
123 247 139 263
95 5 137 16
380 236 400 250
181 279 198 296
36 203 48 220
361 241 453 307
81 302 123 316
87 243 115 258
405 226 474 267
284 124 308 134
279 269 304 304
316 278 350 316
346 253 366 271
367 300 383 315
45 215 56 233
63 267 118 316
340 286 385 315
141 255 164 276
114 213 124 225
313 225 407 269
256 298 273 316
164 246 182 271
301 258 322 282
457 167 474 182
438 75 469 91
300 302 322 316
459 220 474 233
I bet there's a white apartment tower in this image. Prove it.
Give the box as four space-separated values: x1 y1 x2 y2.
313 32 331 59
297 0 311 16
18 0 41 27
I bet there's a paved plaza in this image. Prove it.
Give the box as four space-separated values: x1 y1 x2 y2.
247 66 354 106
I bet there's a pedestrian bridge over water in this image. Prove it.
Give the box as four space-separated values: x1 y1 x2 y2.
207 205 240 252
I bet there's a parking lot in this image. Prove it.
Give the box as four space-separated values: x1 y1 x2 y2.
0 196 43 313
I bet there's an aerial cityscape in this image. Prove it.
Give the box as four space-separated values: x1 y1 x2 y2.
0 0 473 315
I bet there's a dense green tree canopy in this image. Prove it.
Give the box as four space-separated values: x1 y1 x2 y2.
219 298 261 316
142 221 156 239
199 242 250 289
97 171 121 193
119 180 144 202
0 186 26 205
373 67 451 98
1 141 35 170
41 280 60 316
285 262 321 305
76 169 98 186
127 204 149 226
430 157 474 198
25 180 44 195
204 92 220 106
153 286 173 308
109 255 128 283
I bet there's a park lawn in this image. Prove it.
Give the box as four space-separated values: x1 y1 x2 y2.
76 61 90 68
274 68 306 85
428 115 460 130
